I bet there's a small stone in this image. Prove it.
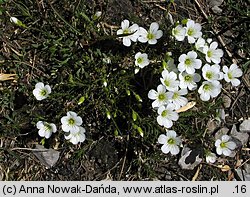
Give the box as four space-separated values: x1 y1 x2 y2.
212 6 222 14
215 127 229 140
178 148 202 170
231 124 249 146
235 163 250 181
239 119 250 133
207 119 221 134
222 94 231 108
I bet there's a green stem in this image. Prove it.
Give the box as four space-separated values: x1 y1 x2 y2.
48 0 82 35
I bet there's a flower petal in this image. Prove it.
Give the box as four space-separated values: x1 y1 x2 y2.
158 134 167 144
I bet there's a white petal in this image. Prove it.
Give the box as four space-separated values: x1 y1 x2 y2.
163 119 173 128
148 90 157 100
157 116 164 126
148 39 157 45
75 116 83 126
44 131 52 139
227 141 236 150
35 82 44 89
51 123 57 133
158 134 167 144
233 69 243 78
152 100 160 108
138 36 148 43
200 92 210 101
210 42 218 49
121 19 129 29
130 24 139 32
117 29 123 35
221 135 230 142
64 133 72 140
150 22 159 32
123 37 131 47
215 139 221 147
62 124 70 132
70 136 79 144
169 145 179 155
38 129 46 137
70 125 80 133
231 79 240 86
79 134 86 142
155 30 163 39
167 130 176 138
36 121 44 129
161 144 170 154
68 111 77 117
178 54 186 62
45 85 51 94
222 66 228 73
61 116 68 125
216 147 222 155
222 148 231 156
188 51 197 59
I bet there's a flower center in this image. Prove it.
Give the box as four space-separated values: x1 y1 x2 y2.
44 123 52 132
68 118 75 125
228 72 233 80
206 71 213 79
187 28 194 36
40 89 47 96
184 75 192 82
172 92 179 100
220 142 227 148
123 29 130 34
167 138 175 145
137 57 143 64
164 79 170 87
207 50 213 58
147 33 154 40
203 84 211 91
161 110 168 117
173 29 179 35
158 93 166 101
185 58 192 66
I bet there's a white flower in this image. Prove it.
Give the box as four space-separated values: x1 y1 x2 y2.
33 82 51 101
158 130 182 155
198 81 222 101
10 17 26 27
223 64 243 86
172 25 186 41
169 88 188 110
202 64 223 82
117 19 139 47
195 37 206 52
93 11 102 19
148 84 173 108
178 51 202 74
205 152 217 163
157 104 179 128
185 20 202 43
160 70 179 91
10 17 18 24
36 121 57 139
203 41 224 64
163 58 178 73
215 135 236 156
61 111 83 133
138 22 163 44
65 126 86 145
179 72 201 90
135 52 150 68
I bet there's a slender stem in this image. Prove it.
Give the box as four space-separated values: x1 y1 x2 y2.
48 0 82 35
